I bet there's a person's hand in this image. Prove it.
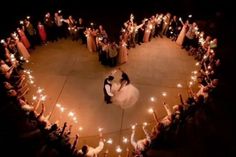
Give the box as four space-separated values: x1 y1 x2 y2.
75 134 79 139
111 69 117 75
99 132 103 138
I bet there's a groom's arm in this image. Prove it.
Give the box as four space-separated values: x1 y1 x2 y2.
105 85 114 96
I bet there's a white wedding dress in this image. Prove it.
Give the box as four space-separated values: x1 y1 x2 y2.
111 82 139 109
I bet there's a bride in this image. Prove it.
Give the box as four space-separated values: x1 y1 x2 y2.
111 69 139 109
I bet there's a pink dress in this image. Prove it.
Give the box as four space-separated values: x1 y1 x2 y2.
38 24 47 43
86 29 97 52
143 23 152 42
118 40 128 64
176 24 188 46
18 30 31 49
15 38 30 60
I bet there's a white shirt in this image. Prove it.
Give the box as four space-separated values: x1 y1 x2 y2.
105 83 113 97
161 104 172 127
79 141 104 157
131 127 151 151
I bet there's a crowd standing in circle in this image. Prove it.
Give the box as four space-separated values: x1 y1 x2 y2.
0 10 220 157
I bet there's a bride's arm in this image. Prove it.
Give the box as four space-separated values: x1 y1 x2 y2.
118 80 127 91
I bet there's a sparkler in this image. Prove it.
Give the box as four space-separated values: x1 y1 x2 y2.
60 107 65 112
68 112 74 117
162 92 167 97
148 108 159 124
143 122 148 126
98 127 103 132
122 137 128 143
32 95 37 101
106 138 113 144
40 95 47 101
189 81 193 87
177 83 183 88
56 104 61 108
78 127 83 131
150 96 155 102
116 146 122 153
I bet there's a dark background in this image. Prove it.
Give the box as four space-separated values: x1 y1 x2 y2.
0 0 235 156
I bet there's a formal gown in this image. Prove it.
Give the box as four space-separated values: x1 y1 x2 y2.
38 24 47 43
111 82 139 109
118 40 128 64
176 24 188 46
86 29 97 52
18 30 31 49
16 39 30 60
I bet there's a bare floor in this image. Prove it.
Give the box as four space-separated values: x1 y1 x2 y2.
25 37 197 156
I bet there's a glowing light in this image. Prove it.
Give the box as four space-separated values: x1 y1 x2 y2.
58 10 62 13
123 137 128 143
116 146 122 153
20 56 24 60
150 97 155 102
32 95 37 100
193 70 198 74
107 138 113 144
73 117 77 121
177 83 183 88
60 107 65 112
56 104 61 108
131 124 136 130
148 108 154 113
0 39 5 43
37 87 43 94
188 14 192 18
191 76 197 81
189 81 193 86
26 16 30 19
98 128 103 132
195 62 200 66
143 122 148 126
162 92 167 97
68 112 74 117
78 127 83 131
30 80 34 84
29 75 33 79
40 95 47 101
98 37 103 41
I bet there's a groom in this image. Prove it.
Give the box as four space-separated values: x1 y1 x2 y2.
103 75 114 104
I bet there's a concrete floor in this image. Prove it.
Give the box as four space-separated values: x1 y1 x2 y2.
25 37 197 156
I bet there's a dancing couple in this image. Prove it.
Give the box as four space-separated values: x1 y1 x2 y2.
103 68 139 109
